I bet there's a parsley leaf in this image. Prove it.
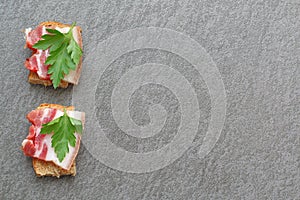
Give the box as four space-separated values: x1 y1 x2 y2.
33 23 82 88
40 109 83 162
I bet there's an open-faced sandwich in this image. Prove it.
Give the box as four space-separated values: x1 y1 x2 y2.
22 104 85 177
24 21 83 88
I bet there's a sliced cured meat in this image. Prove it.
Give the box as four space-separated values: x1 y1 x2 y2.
24 54 38 72
25 26 45 50
24 24 82 84
24 49 50 79
27 107 57 126
22 108 84 170
59 27 82 85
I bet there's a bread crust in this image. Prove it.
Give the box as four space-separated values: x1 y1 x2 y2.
27 21 83 88
32 158 76 178
37 103 74 111
32 104 77 177
28 71 69 88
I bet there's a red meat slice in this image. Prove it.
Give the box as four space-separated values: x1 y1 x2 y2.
24 24 82 84
26 25 44 50
22 108 84 170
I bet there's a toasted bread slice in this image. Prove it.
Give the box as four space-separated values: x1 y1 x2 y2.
27 21 83 88
32 103 77 177
28 71 69 88
32 158 76 178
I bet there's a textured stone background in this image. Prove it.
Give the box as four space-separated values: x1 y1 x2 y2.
1 0 300 199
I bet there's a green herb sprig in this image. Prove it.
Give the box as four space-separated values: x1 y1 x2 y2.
40 109 83 162
33 22 82 88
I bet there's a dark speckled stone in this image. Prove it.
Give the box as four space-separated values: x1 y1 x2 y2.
1 0 300 199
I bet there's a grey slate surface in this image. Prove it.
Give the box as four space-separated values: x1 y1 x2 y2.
1 0 300 199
